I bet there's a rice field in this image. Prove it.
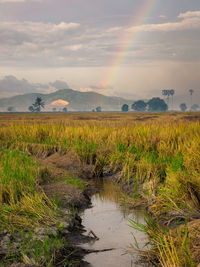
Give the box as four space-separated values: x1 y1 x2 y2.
0 112 200 266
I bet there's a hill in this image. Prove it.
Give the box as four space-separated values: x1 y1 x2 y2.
0 89 134 111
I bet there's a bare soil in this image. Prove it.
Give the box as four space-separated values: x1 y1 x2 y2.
40 151 95 209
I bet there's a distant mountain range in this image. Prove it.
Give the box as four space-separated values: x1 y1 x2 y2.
0 89 134 111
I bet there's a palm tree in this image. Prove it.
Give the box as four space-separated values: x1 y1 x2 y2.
166 90 171 107
162 90 167 97
162 90 170 108
162 90 167 104
189 89 194 108
32 97 45 112
162 89 175 110
170 89 175 110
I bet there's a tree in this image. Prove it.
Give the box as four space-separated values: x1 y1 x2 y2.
7 106 15 112
162 90 170 106
28 106 34 112
162 89 175 110
191 104 199 111
180 103 187 112
162 90 167 98
52 108 57 112
121 104 129 112
63 107 67 112
32 97 45 112
131 100 147 112
147 97 168 112
189 89 194 107
170 89 175 110
96 106 102 112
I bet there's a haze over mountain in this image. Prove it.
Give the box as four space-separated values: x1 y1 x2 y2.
0 89 134 112
0 75 199 111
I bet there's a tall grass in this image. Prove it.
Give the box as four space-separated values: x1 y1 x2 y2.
129 216 198 266
0 113 200 266
1 117 200 217
0 150 57 231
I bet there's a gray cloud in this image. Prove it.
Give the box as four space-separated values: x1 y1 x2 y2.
0 75 49 94
0 76 71 97
0 0 41 2
0 10 200 68
49 80 69 90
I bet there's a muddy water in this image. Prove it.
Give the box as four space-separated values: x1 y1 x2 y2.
81 180 147 267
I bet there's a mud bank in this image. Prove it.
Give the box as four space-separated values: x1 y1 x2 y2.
0 185 95 267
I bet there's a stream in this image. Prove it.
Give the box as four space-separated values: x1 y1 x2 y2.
80 180 147 267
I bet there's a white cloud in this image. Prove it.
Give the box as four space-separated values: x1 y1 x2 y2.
67 44 83 51
79 87 94 92
79 83 112 94
159 15 167 19
178 11 200 19
23 42 39 51
51 99 70 106
0 20 81 57
127 10 200 32
106 27 123 33
0 19 109 67
53 22 80 31
0 21 80 34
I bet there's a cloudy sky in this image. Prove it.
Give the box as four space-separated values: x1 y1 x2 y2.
0 0 200 105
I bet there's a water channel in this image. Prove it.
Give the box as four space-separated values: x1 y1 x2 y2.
81 180 147 267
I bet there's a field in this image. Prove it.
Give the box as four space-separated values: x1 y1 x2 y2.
0 112 200 266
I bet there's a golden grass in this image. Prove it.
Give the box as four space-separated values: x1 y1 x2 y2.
1 113 200 219
0 112 200 266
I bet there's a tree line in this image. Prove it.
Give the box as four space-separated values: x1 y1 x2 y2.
121 89 199 112
161 89 199 111
6 89 199 112
122 97 168 112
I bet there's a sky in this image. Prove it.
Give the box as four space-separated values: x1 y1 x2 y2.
0 0 200 107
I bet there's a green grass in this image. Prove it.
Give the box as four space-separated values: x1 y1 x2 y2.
0 149 37 202
0 149 57 231
4 229 67 266
65 172 84 191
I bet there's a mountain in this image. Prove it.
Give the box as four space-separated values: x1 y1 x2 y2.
0 89 134 111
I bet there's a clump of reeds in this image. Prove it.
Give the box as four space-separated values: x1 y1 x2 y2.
129 216 199 266
0 150 57 231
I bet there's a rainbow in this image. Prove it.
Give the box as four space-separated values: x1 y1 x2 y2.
101 0 157 93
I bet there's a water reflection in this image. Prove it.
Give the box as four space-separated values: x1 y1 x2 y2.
81 180 147 267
